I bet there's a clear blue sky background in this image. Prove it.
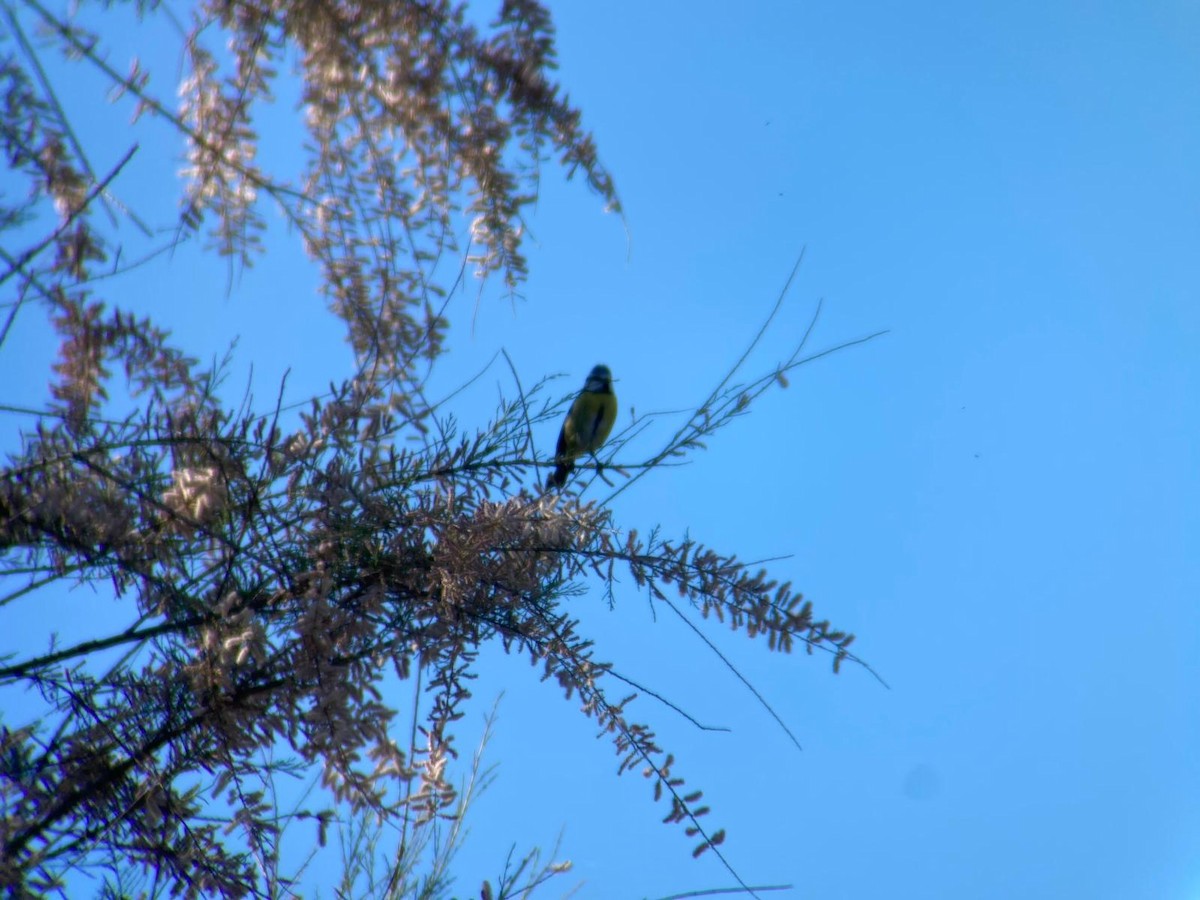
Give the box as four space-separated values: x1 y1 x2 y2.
2 2 1199 898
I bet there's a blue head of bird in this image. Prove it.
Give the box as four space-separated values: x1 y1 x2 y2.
584 364 613 393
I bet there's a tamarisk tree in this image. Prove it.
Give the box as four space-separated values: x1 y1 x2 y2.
0 1 869 895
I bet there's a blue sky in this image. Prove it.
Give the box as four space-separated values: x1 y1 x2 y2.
450 5 1200 894
3 1 1199 898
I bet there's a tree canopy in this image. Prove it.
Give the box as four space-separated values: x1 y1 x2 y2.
0 2 871 895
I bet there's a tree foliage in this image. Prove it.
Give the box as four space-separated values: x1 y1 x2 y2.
0 1 871 895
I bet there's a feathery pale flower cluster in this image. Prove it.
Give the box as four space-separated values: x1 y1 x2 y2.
160 466 229 534
39 136 89 221
0 461 133 553
186 590 268 695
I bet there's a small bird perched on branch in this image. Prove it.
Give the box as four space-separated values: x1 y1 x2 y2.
546 364 617 490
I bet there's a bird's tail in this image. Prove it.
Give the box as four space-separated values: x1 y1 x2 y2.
546 461 572 490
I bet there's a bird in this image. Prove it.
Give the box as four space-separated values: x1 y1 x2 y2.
546 364 617 490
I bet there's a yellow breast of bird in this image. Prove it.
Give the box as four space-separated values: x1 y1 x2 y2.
568 391 616 453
